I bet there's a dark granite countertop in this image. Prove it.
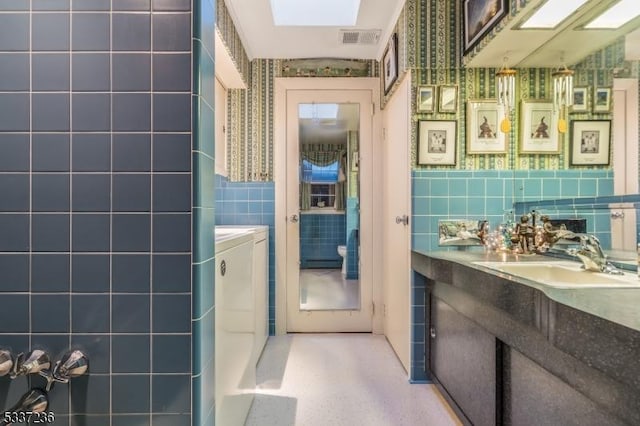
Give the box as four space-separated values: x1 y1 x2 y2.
412 249 640 333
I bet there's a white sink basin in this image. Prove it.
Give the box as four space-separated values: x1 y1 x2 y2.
474 261 640 289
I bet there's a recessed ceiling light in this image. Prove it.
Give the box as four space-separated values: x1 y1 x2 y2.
270 0 360 26
585 0 640 29
520 0 588 29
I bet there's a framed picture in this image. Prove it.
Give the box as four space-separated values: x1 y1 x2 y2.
417 85 436 113
382 33 398 95
463 0 509 54
418 120 457 166
519 100 560 154
466 99 506 154
570 120 611 165
439 85 458 113
593 87 612 113
571 86 589 113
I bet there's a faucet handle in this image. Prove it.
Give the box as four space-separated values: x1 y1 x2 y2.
0 350 13 377
9 352 24 379
19 350 50 376
52 350 89 383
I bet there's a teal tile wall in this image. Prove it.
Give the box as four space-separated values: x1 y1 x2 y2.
192 0 216 424
412 169 614 252
346 197 359 279
299 214 345 269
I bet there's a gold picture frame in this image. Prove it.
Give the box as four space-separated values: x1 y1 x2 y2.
438 85 458 113
466 99 506 154
593 87 612 113
417 85 436 113
519 100 560 154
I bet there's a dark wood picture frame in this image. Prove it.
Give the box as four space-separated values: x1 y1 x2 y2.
570 120 611 166
463 0 509 55
382 33 398 95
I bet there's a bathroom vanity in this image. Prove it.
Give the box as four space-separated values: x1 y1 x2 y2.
412 250 640 426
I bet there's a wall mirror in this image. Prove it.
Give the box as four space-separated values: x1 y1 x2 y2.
297 103 360 310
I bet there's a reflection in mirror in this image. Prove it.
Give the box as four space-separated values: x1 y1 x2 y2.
298 103 360 310
516 196 640 271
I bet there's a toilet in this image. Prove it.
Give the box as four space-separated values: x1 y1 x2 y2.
337 245 347 277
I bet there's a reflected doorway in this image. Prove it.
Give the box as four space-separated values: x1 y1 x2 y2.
298 103 360 310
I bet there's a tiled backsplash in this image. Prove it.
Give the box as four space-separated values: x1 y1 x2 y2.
412 169 614 252
215 175 276 334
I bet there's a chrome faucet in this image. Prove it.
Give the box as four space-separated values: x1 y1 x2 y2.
564 233 623 275
52 350 89 383
10 350 50 379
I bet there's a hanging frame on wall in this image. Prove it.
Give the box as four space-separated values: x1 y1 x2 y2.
382 33 398 95
570 120 611 166
466 99 507 154
417 120 457 166
463 0 508 55
519 100 560 154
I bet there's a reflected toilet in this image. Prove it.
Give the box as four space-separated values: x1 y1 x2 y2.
337 245 347 277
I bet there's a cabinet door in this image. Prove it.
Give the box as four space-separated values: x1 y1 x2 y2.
430 296 497 426
506 348 626 426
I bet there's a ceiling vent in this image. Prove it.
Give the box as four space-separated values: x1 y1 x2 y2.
339 29 381 45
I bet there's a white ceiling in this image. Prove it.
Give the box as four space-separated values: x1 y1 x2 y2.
223 0 407 60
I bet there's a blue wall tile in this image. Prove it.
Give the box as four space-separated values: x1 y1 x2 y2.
300 214 345 268
0 3 195 423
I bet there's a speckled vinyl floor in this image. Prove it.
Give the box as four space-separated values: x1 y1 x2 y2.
245 333 461 426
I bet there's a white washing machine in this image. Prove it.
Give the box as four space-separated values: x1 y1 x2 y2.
215 229 255 426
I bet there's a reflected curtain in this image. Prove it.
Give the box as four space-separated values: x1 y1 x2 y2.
334 152 347 210
300 182 311 210
301 143 343 166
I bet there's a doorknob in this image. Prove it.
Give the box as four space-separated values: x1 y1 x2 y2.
395 215 409 225
290 214 299 223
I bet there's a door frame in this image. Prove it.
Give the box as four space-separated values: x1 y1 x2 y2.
274 77 383 335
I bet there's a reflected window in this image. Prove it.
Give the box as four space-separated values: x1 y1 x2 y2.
301 159 339 182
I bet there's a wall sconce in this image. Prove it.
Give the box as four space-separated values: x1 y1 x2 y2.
552 55 574 133
496 58 516 133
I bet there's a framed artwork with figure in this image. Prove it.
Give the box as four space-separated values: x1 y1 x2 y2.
418 120 456 165
570 120 611 165
466 99 506 154
520 100 560 154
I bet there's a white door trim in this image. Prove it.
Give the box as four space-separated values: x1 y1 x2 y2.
274 77 383 335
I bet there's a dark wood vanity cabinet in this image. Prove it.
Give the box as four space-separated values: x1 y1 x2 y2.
426 282 631 426
504 347 627 426
430 296 498 426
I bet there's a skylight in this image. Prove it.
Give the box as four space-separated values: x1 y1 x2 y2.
270 0 360 26
299 104 339 120
520 0 588 29
585 0 640 29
